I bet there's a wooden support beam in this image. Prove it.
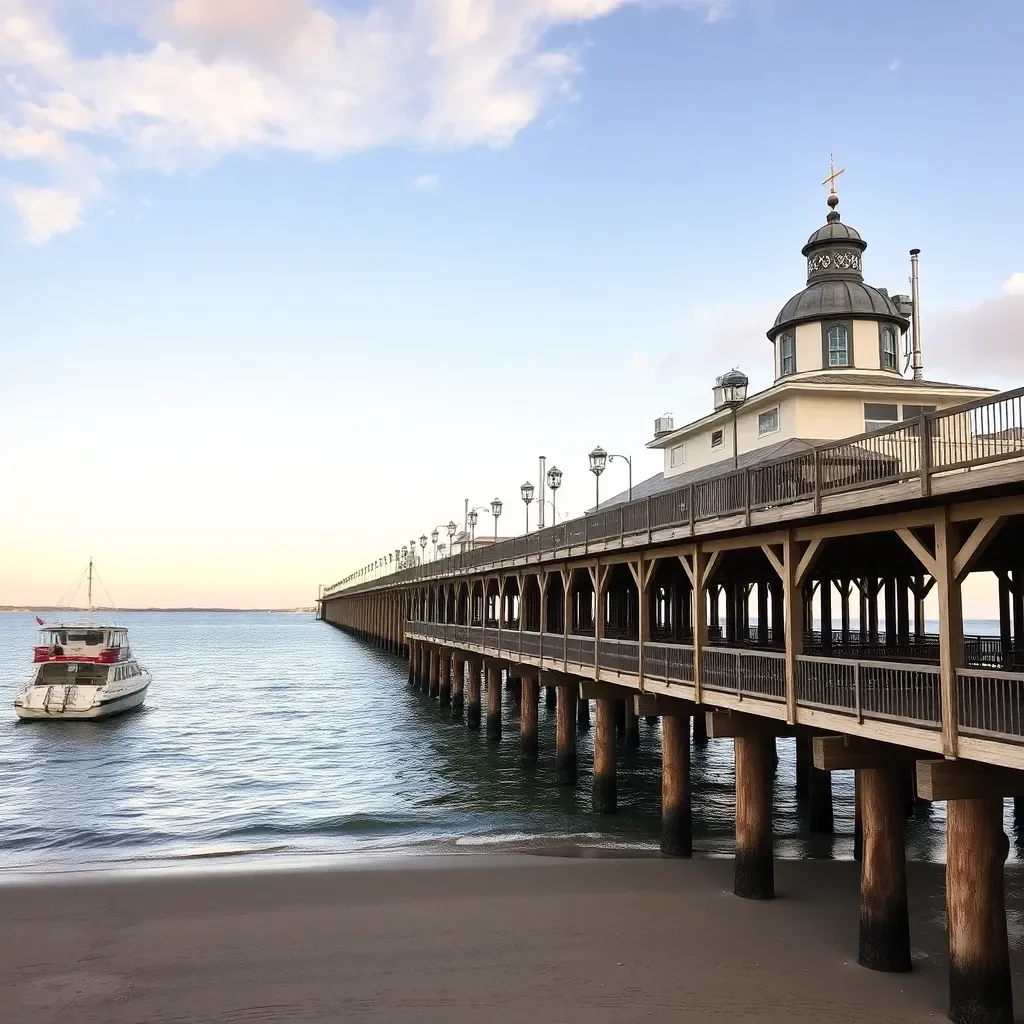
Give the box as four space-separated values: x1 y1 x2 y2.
579 679 633 702
794 538 824 587
634 693 694 718
761 543 784 582
701 549 722 590
706 711 796 739
953 516 1003 582
917 759 1024 801
896 527 938 578
677 553 695 586
813 735 919 772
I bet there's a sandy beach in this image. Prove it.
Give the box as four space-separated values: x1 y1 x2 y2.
3 853 1021 1023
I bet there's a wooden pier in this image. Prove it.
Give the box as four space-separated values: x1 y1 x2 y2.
321 387 1024 1024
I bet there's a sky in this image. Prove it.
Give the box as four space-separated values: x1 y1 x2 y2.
1 0 1022 609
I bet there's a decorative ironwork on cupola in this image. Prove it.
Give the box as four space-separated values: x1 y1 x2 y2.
801 191 869 284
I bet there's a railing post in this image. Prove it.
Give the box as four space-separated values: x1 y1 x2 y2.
919 413 931 497
854 662 862 723
744 469 752 527
736 651 742 699
646 496 652 543
935 509 962 757
812 450 822 515
687 485 695 536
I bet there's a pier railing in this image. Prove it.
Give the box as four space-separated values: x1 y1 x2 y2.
327 386 1024 597
404 620 1024 745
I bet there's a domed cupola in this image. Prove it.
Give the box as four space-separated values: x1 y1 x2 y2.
768 191 910 379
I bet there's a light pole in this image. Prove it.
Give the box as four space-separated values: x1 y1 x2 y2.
419 534 427 565
491 497 503 540
401 544 409 569
589 446 607 512
431 528 439 560
467 506 489 550
715 369 749 469
605 453 633 502
448 520 457 556
520 481 534 532
547 465 562 523
409 539 417 567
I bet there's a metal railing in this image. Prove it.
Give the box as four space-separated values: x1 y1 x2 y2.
701 647 786 702
795 655 940 728
645 643 695 684
326 387 1024 598
598 638 639 677
957 668 1024 741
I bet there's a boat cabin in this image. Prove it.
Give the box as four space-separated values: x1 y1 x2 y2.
33 626 131 664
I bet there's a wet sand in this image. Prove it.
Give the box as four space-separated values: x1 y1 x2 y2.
1 854 1022 1023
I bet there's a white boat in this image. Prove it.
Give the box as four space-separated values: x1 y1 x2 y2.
14 562 151 721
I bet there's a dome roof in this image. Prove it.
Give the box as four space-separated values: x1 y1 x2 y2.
802 219 864 253
768 194 908 339
773 280 907 331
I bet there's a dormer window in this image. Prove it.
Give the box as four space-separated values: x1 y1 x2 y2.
826 324 849 367
882 327 898 370
779 334 795 376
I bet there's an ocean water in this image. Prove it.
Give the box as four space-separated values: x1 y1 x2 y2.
0 611 1011 872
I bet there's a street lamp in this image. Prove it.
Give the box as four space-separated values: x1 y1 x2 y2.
467 506 489 550
714 368 749 469
606 453 633 503
491 497 503 540
409 539 417 566
589 445 607 512
431 528 439 560
448 520 457 556
521 480 535 532
547 465 562 522
401 544 409 568
419 534 427 564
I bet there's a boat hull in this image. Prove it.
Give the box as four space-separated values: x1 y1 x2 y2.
14 684 149 721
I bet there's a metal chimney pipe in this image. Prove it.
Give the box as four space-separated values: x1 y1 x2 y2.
910 248 923 381
538 455 546 530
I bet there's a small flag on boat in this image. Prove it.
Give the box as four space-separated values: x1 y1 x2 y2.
35 615 44 625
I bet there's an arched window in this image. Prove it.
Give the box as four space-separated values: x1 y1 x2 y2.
882 327 898 370
780 334 795 376
827 325 849 367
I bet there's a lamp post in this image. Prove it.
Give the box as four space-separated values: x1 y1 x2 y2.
715 369 750 469
401 544 409 568
491 497 503 540
467 506 489 550
606 453 633 502
448 520 457 557
589 446 607 512
409 539 417 567
521 481 534 532
547 465 562 523
419 534 427 565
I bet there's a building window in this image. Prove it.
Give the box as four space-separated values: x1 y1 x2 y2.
780 334 795 376
711 429 724 449
902 404 937 420
670 444 685 468
827 325 849 367
882 327 898 370
758 408 779 436
864 403 899 432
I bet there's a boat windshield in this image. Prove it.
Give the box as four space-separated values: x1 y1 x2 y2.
38 629 108 647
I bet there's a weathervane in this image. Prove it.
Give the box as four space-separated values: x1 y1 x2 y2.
822 153 845 195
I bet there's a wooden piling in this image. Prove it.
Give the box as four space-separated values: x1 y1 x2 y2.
408 642 416 686
428 647 439 698
556 682 577 785
947 797 1013 1024
624 697 640 750
858 765 910 972
486 662 502 742
438 651 451 707
661 712 692 857
808 764 834 833
692 707 708 744
520 677 539 761
466 660 481 731
795 733 810 798
854 770 863 861
577 697 590 730
451 655 465 719
593 697 617 813
734 733 774 900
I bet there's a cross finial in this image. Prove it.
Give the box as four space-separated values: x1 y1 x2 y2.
822 153 845 195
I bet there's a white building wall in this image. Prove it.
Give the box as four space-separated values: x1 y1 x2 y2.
852 320 881 371
794 322 822 375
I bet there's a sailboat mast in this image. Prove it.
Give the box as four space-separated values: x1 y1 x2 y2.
87 558 93 623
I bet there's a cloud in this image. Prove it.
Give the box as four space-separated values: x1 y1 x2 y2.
412 173 439 191
927 278 1024 382
0 0 727 242
1003 272 1024 297
8 186 83 242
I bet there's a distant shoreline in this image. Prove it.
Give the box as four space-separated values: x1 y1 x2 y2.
0 607 316 614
